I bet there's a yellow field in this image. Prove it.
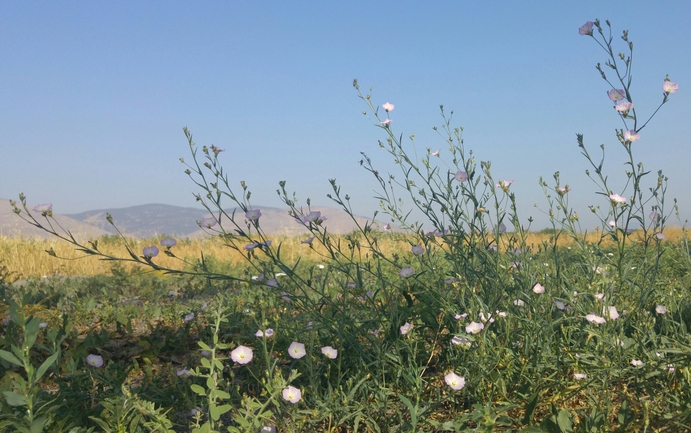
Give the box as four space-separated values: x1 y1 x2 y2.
1 227 686 280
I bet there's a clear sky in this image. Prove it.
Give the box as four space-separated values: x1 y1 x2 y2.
1 1 689 230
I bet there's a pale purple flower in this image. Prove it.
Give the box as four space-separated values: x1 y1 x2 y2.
190 407 202 416
288 342 306 359
556 186 571 195
321 346 338 359
183 312 195 323
585 314 606 325
496 223 507 234
454 313 468 320
495 180 514 190
210 145 225 156
382 102 395 112
649 211 660 223
654 232 666 240
662 81 678 94
382 223 392 231
668 364 675 374
623 130 640 142
381 119 392 126
431 149 440 157
479 312 494 323
33 203 53 214
607 89 626 101
513 299 525 307
245 209 262 221
532 283 545 294
579 21 594 36
86 354 104 368
201 301 209 311
425 230 436 237
554 300 566 310
451 336 471 348
39 322 47 329
594 293 605 301
445 278 456 284
573 373 588 380
399 267 414 278
177 368 191 377
244 242 259 251
655 305 667 315
631 359 644 367
282 386 302 404
465 321 484 334
281 292 292 302
143 246 159 258
411 245 425 256
608 220 617 228
454 170 468 183
444 372 466 390
496 310 507 318
200 217 217 228
400 322 413 335
201 350 211 357
369 329 382 335
366 290 373 298
160 238 177 248
615 101 634 113
261 427 276 433
607 306 619 320
347 282 356 289
301 237 315 245
303 211 326 224
487 244 498 252
609 193 626 204
231 345 253 364
265 278 278 288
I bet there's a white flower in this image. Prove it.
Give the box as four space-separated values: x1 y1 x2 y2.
532 283 545 294
513 299 525 307
631 359 644 367
655 305 667 315
400 322 413 335
585 314 606 325
465 321 484 334
321 346 338 359
573 373 587 380
444 372 466 390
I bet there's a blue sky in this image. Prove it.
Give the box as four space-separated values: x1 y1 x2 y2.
1 1 689 230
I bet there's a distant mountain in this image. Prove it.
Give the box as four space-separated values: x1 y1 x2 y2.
0 200 373 239
0 199 108 239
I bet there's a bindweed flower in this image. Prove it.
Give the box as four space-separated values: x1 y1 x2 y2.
431 149 440 156
496 224 507 234
400 322 413 335
649 211 660 222
533 283 545 294
261 426 276 433
86 354 104 368
573 373 588 380
288 342 306 359
594 293 605 301
382 223 392 231
160 237 177 248
451 336 471 348
607 306 619 320
143 246 159 258
245 209 262 221
183 312 195 323
585 314 606 325
663 81 679 94
445 278 457 284
282 386 302 404
444 372 466 390
578 21 594 36
230 345 253 364
380 119 392 126
301 236 315 245
176 368 191 377
554 300 566 310
244 243 259 251
656 305 667 315
615 101 634 113
465 321 484 334
255 329 274 338
321 346 338 359
201 350 211 357
369 328 382 335
190 407 202 416
479 312 494 323
556 185 571 195
411 245 425 255
668 364 675 374
39 322 47 329
303 211 326 224
623 130 640 142
265 278 278 288
33 203 53 214
513 299 525 307
454 170 468 183
199 217 217 228
382 102 394 112
654 232 666 240
454 313 468 320
631 359 644 367
609 193 626 204
399 267 414 278
607 88 626 101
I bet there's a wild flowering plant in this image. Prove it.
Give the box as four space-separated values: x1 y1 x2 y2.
5 19 690 432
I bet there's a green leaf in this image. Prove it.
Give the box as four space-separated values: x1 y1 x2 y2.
215 404 232 417
200 357 211 369
557 409 573 432
197 341 212 351
3 390 28 406
190 384 207 396
209 403 220 421
35 351 59 382
0 349 23 367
